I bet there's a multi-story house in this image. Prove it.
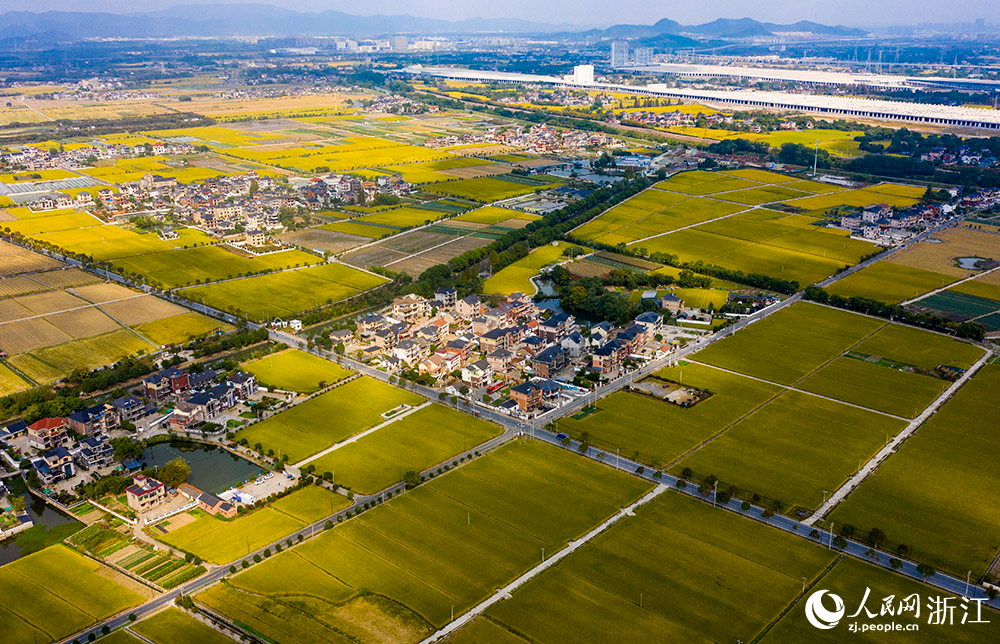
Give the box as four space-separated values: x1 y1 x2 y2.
461 360 494 388
26 417 70 451
126 475 167 513
73 436 115 470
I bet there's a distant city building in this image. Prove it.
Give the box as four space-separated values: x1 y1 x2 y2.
610 41 629 68
391 35 409 52
572 64 594 84
633 47 653 66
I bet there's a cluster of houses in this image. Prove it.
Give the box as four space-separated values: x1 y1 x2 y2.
838 202 953 244
142 367 258 431
920 146 998 168
959 188 1000 211
611 107 731 131
425 123 623 154
340 287 682 417
0 367 258 487
297 172 412 210
1 140 196 173
2 408 134 485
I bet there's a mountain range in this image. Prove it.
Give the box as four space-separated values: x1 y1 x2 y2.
0 4 868 41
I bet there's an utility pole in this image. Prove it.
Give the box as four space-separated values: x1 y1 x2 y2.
828 523 834 550
813 139 819 177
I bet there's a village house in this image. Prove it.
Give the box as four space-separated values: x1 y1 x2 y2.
26 417 71 451
537 313 576 342
125 475 168 513
73 436 115 470
34 447 76 484
510 381 543 412
456 295 483 319
168 400 206 431
392 339 423 365
143 367 190 401
487 348 515 373
661 293 683 314
592 338 629 376
633 311 664 337
461 359 494 388
198 490 237 518
68 402 119 436
357 313 387 337
561 331 585 358
434 287 457 308
392 294 431 322
531 345 570 378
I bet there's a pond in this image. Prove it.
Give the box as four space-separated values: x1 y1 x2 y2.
956 256 987 270
142 440 262 494
0 483 80 566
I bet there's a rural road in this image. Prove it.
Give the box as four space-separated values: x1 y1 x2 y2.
804 348 994 524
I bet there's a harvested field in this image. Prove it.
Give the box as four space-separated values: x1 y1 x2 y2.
46 307 121 339
0 240 61 275
0 275 49 299
100 295 187 326
29 268 101 289
1 317 73 354
71 282 139 304
388 237 491 275
279 227 368 254
887 227 999 277
11 289 85 315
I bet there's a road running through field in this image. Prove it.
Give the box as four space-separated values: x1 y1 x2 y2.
899 263 1000 306
804 349 994 525
421 483 670 644
292 400 432 468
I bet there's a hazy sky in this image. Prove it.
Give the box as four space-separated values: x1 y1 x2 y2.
5 0 1000 27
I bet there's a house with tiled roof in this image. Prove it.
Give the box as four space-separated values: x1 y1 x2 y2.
27 417 70 451
125 475 167 513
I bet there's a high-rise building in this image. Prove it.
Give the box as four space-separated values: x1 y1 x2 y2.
573 64 594 84
610 41 629 68
390 35 409 51
633 47 653 66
